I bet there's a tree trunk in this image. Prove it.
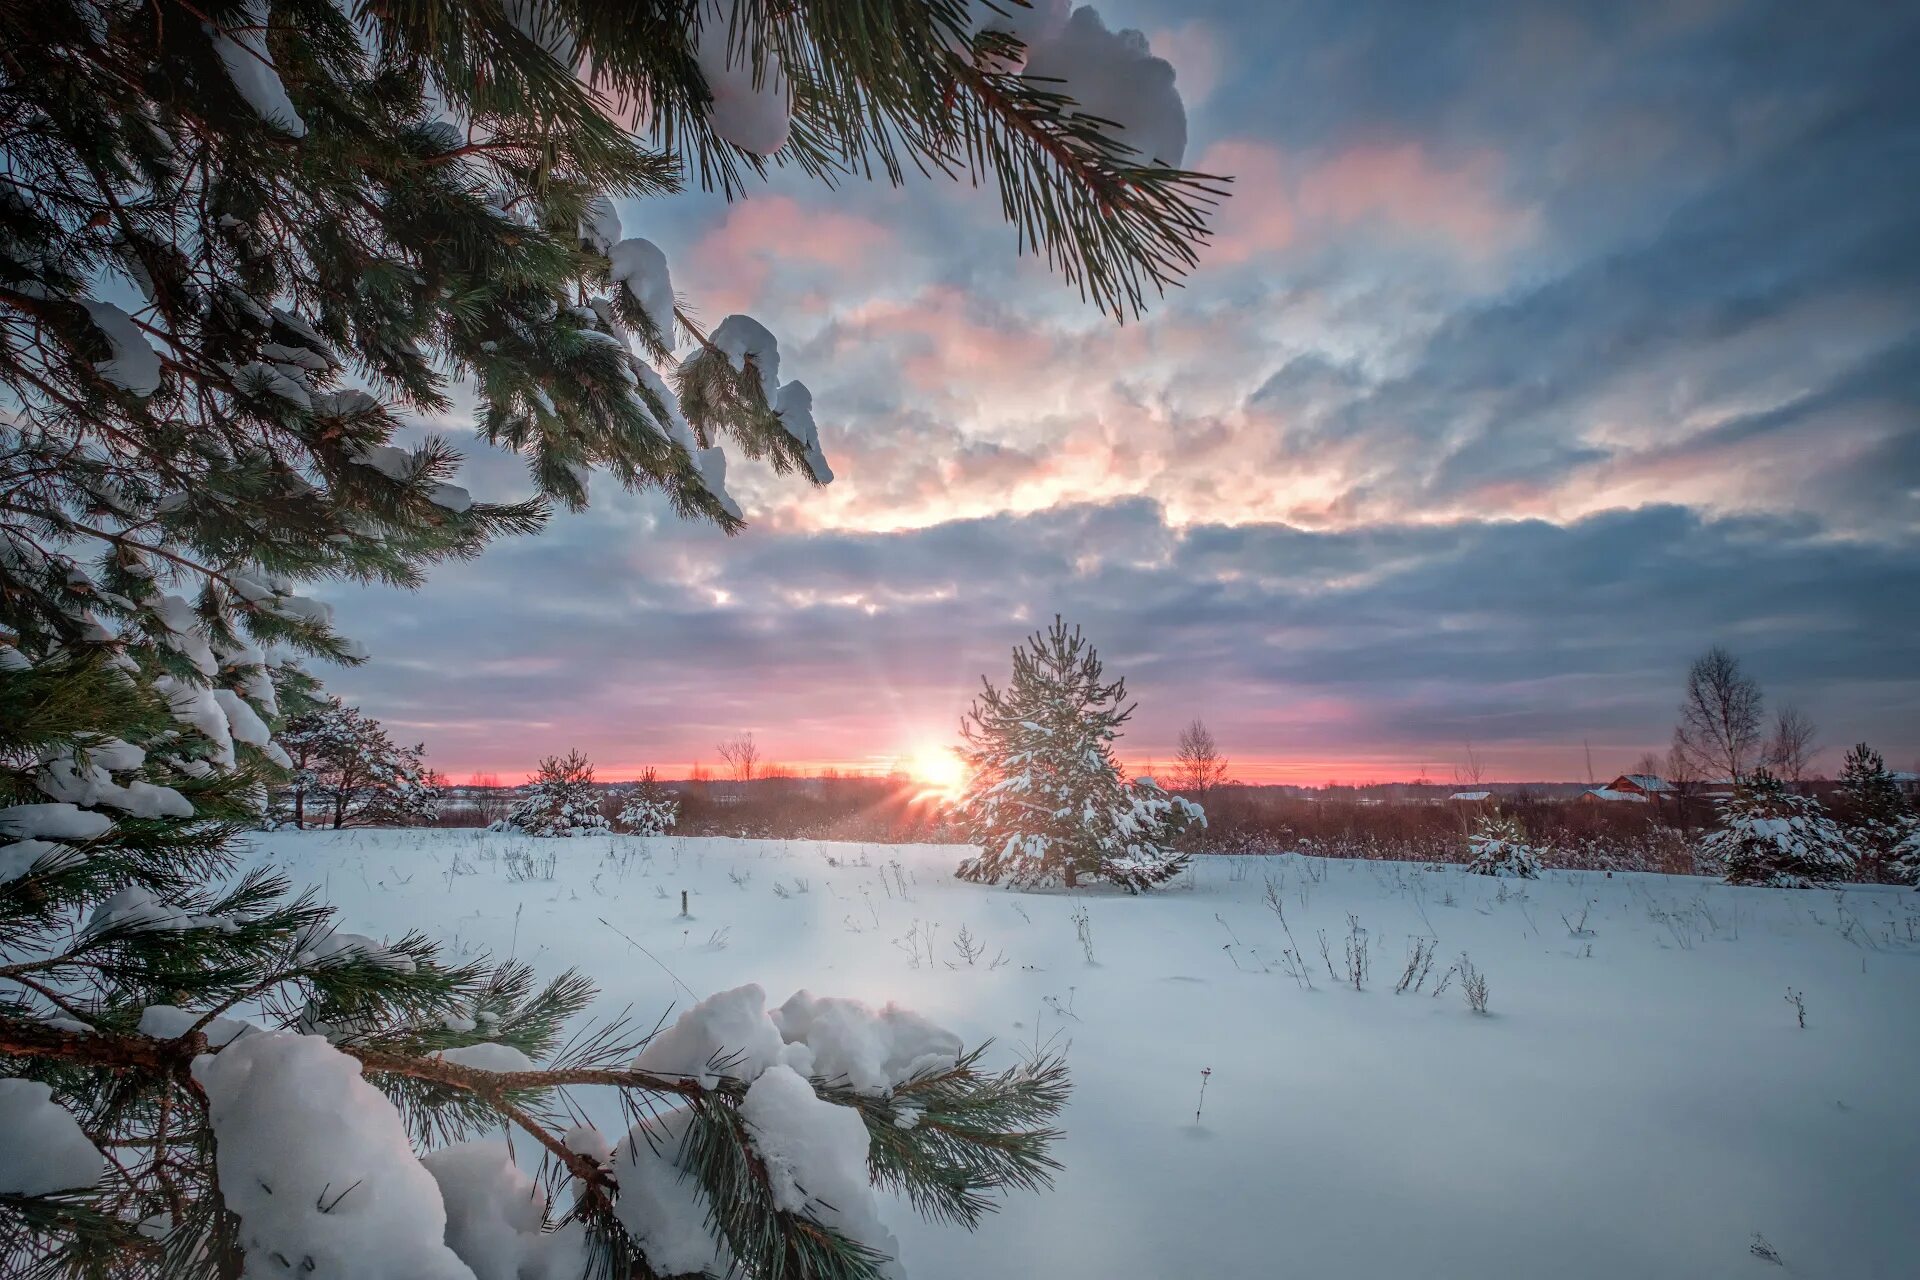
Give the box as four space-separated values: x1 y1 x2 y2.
292 785 305 830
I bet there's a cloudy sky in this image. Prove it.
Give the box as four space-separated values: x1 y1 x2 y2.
336 0 1920 784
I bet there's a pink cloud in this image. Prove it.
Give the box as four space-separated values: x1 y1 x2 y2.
1198 138 1536 264
685 196 899 315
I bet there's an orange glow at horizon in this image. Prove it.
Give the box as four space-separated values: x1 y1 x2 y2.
450 750 1485 790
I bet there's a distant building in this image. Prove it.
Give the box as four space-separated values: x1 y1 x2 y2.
1579 787 1648 804
1605 774 1675 799
1448 791 1491 803
1892 771 1920 798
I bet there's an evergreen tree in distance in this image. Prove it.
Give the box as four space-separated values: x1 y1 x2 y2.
1835 743 1920 885
498 749 612 838
278 694 441 830
956 617 1202 892
616 766 681 836
1465 811 1542 879
0 0 1225 1270
1697 769 1853 888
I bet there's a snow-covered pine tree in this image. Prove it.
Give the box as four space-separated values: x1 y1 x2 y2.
1697 769 1854 888
278 694 440 830
616 766 680 836
1465 811 1542 879
2 1 1214 1271
955 618 1201 891
499 749 612 838
1835 743 1920 884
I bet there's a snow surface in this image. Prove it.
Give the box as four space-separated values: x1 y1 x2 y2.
0 1078 104 1196
232 829 1920 1279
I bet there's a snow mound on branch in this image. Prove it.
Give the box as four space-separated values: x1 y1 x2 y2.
1025 7 1187 167
962 0 1071 72
0 1078 104 1196
204 0 308 138
79 299 162 395
770 991 962 1094
436 1042 535 1073
694 445 744 520
742 1064 903 1274
609 237 675 339
0 838 80 885
710 314 779 402
633 983 797 1086
422 1140 588 1280
139 1003 252 1046
192 1031 477 1280
0 802 112 841
693 2 791 155
579 196 622 254
775 381 833 483
608 1106 732 1276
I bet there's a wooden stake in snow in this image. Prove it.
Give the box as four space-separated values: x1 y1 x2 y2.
680 889 689 917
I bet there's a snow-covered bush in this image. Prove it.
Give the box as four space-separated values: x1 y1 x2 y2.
955 618 1201 892
1465 812 1542 879
496 749 610 838
1697 770 1854 888
615 766 681 836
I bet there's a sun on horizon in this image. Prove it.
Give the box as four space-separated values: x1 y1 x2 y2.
906 742 970 801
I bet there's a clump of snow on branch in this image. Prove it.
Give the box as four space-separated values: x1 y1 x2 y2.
776 381 833 483
692 1 792 156
617 984 961 1276
203 0 308 138
710 314 780 402
608 1104 733 1276
609 237 676 340
1024 7 1187 167
0 1078 105 1196
422 1140 589 1280
742 1064 905 1273
191 1031 477 1279
78 299 162 396
956 0 1071 73
769 991 962 1095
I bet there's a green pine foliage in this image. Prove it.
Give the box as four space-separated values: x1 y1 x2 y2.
955 617 1201 892
1835 743 1920 885
277 693 441 830
615 766 680 837
499 749 611 838
0 0 1246 1272
1697 769 1854 889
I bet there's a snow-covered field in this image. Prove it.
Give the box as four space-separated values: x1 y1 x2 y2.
242 829 1920 1279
